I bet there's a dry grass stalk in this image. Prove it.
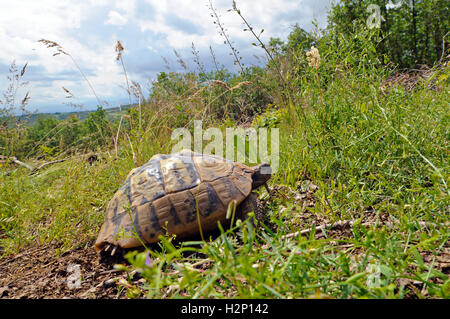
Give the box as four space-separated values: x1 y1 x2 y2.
197 80 253 120
131 80 143 134
188 86 207 100
126 133 138 167
306 46 325 129
230 81 251 91
209 45 220 72
115 40 133 108
188 80 251 103
62 87 74 98
209 0 245 74
173 49 188 70
114 116 123 157
211 80 231 91
115 40 124 61
38 39 102 107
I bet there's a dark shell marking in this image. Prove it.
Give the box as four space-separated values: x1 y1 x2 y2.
95 150 257 250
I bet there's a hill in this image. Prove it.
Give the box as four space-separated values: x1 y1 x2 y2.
18 105 132 125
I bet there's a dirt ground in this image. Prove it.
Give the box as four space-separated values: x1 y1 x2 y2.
1 233 448 299
0 242 133 299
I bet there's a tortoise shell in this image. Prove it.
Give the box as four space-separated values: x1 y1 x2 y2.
94 149 270 251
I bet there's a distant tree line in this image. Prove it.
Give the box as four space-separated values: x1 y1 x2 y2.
270 0 449 69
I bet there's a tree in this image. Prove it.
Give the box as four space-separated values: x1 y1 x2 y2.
327 0 449 68
268 24 315 55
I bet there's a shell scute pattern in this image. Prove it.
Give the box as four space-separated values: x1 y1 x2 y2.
94 150 257 250
128 160 165 208
159 155 201 193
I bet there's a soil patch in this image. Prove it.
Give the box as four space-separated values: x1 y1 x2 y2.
0 243 131 299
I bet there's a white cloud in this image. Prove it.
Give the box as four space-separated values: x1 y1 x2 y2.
106 0 137 26
106 11 128 26
115 0 137 16
0 0 332 112
137 0 331 51
0 0 131 109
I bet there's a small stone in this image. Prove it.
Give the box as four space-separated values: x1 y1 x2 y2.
103 279 116 288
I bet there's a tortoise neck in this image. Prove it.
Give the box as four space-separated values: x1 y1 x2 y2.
251 163 271 189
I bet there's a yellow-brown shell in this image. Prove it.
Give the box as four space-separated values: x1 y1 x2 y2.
94 150 256 250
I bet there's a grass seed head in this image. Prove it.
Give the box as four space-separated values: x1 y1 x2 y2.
115 40 124 61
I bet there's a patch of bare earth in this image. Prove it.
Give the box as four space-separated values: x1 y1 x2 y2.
0 242 134 299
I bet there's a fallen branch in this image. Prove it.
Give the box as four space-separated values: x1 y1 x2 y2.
283 220 355 240
0 155 35 171
261 219 450 250
283 219 449 241
31 159 66 174
0 155 69 174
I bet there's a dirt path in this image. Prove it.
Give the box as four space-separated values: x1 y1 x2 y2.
0 243 130 299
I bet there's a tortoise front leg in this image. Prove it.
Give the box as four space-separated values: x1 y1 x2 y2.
236 192 265 226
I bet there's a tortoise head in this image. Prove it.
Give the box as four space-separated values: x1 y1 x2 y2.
251 163 271 189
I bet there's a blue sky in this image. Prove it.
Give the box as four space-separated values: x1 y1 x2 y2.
0 0 333 114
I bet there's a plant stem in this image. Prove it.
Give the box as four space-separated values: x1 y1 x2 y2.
209 0 245 74
68 55 102 107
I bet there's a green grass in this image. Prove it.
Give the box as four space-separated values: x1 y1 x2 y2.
116 221 448 299
0 14 449 298
110 62 448 299
1 60 448 298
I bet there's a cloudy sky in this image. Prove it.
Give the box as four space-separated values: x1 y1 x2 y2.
0 0 333 114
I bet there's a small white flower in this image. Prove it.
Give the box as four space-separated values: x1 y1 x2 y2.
306 46 321 69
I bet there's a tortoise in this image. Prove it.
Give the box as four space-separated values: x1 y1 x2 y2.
94 149 271 253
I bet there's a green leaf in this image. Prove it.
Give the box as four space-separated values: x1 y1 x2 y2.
411 247 425 268
441 279 450 298
344 272 366 284
379 265 393 278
